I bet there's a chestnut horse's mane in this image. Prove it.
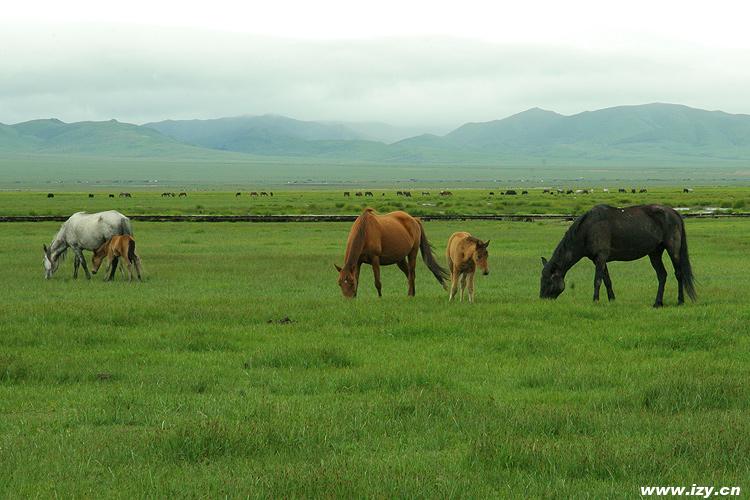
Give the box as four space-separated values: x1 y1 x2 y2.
343 208 374 271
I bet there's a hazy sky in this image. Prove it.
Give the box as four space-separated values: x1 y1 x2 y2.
2 0 750 128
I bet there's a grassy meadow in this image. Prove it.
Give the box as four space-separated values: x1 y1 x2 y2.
1 218 749 497
1 186 749 217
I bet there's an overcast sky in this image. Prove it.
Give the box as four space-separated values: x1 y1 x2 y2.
2 0 750 128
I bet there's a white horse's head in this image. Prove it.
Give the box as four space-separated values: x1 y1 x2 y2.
43 244 59 279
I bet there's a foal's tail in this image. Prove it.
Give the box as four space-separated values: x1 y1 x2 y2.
418 220 449 289
679 221 697 301
128 238 144 280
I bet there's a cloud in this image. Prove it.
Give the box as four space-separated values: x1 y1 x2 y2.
1 25 749 127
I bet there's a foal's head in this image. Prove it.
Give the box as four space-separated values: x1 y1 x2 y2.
90 242 108 275
473 240 490 275
334 264 357 298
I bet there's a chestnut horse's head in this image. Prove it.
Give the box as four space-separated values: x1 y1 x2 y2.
335 264 357 298
473 240 490 276
90 241 109 275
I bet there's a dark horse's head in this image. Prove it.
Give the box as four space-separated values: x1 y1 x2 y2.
334 264 357 298
540 256 565 299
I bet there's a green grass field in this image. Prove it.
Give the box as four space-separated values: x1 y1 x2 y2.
1 218 748 497
1 187 749 217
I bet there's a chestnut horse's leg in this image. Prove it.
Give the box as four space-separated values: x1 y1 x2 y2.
106 256 119 282
449 267 460 302
649 251 668 307
407 250 418 296
371 256 382 297
460 273 467 302
603 264 616 301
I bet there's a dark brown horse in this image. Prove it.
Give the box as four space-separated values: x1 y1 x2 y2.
335 209 448 297
540 204 696 307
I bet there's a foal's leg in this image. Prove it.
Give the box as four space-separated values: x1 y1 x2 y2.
106 256 119 282
371 256 382 297
603 264 616 301
460 273 467 302
649 250 668 307
467 272 476 303
449 267 460 302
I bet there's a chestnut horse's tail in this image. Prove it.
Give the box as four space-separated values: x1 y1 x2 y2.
417 220 449 289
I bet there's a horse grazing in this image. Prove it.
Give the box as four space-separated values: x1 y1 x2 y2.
91 235 143 282
43 210 133 280
335 209 448 297
540 204 696 307
446 232 490 302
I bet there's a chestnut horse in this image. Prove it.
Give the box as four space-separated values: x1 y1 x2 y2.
91 235 143 282
335 208 448 297
446 232 490 302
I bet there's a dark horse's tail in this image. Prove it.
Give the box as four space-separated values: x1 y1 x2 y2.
680 221 697 301
417 220 449 289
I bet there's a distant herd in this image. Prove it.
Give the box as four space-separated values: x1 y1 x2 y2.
42 189 698 307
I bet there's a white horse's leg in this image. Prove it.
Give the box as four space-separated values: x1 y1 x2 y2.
74 247 91 279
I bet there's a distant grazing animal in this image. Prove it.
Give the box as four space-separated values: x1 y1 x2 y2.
631 189 637 194
440 190 453 196
250 192 259 197
335 208 448 298
270 192 273 197
639 188 648 193
683 188 693 193
618 188 627 193
119 192 132 198
109 194 115 198
344 192 350 197
396 191 404 196
365 191 374 197
47 193 54 198
91 234 143 282
355 192 363 197
556 189 564 194
566 190 574 194
382 193 386 196
422 191 430 196
540 204 696 307
522 190 529 195
43 210 132 280
602 188 609 193
543 189 550 193
489 192 495 196
446 232 490 303
505 190 517 195
403 191 412 197
88 194 94 198
235 192 241 197
179 192 187 198
260 192 269 196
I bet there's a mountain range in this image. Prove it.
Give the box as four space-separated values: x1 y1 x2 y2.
3 103 750 165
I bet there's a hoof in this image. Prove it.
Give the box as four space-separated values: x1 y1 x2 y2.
653 302 663 308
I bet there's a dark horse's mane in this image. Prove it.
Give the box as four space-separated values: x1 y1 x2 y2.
550 211 591 264
343 208 373 270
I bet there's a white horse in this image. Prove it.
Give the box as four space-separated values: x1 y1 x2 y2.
43 210 133 279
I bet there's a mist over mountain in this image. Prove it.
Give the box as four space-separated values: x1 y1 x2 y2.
4 103 750 165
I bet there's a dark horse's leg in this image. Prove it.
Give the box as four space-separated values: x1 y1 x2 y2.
665 241 685 305
592 256 608 302
603 264 615 301
649 250 668 307
371 256 382 297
